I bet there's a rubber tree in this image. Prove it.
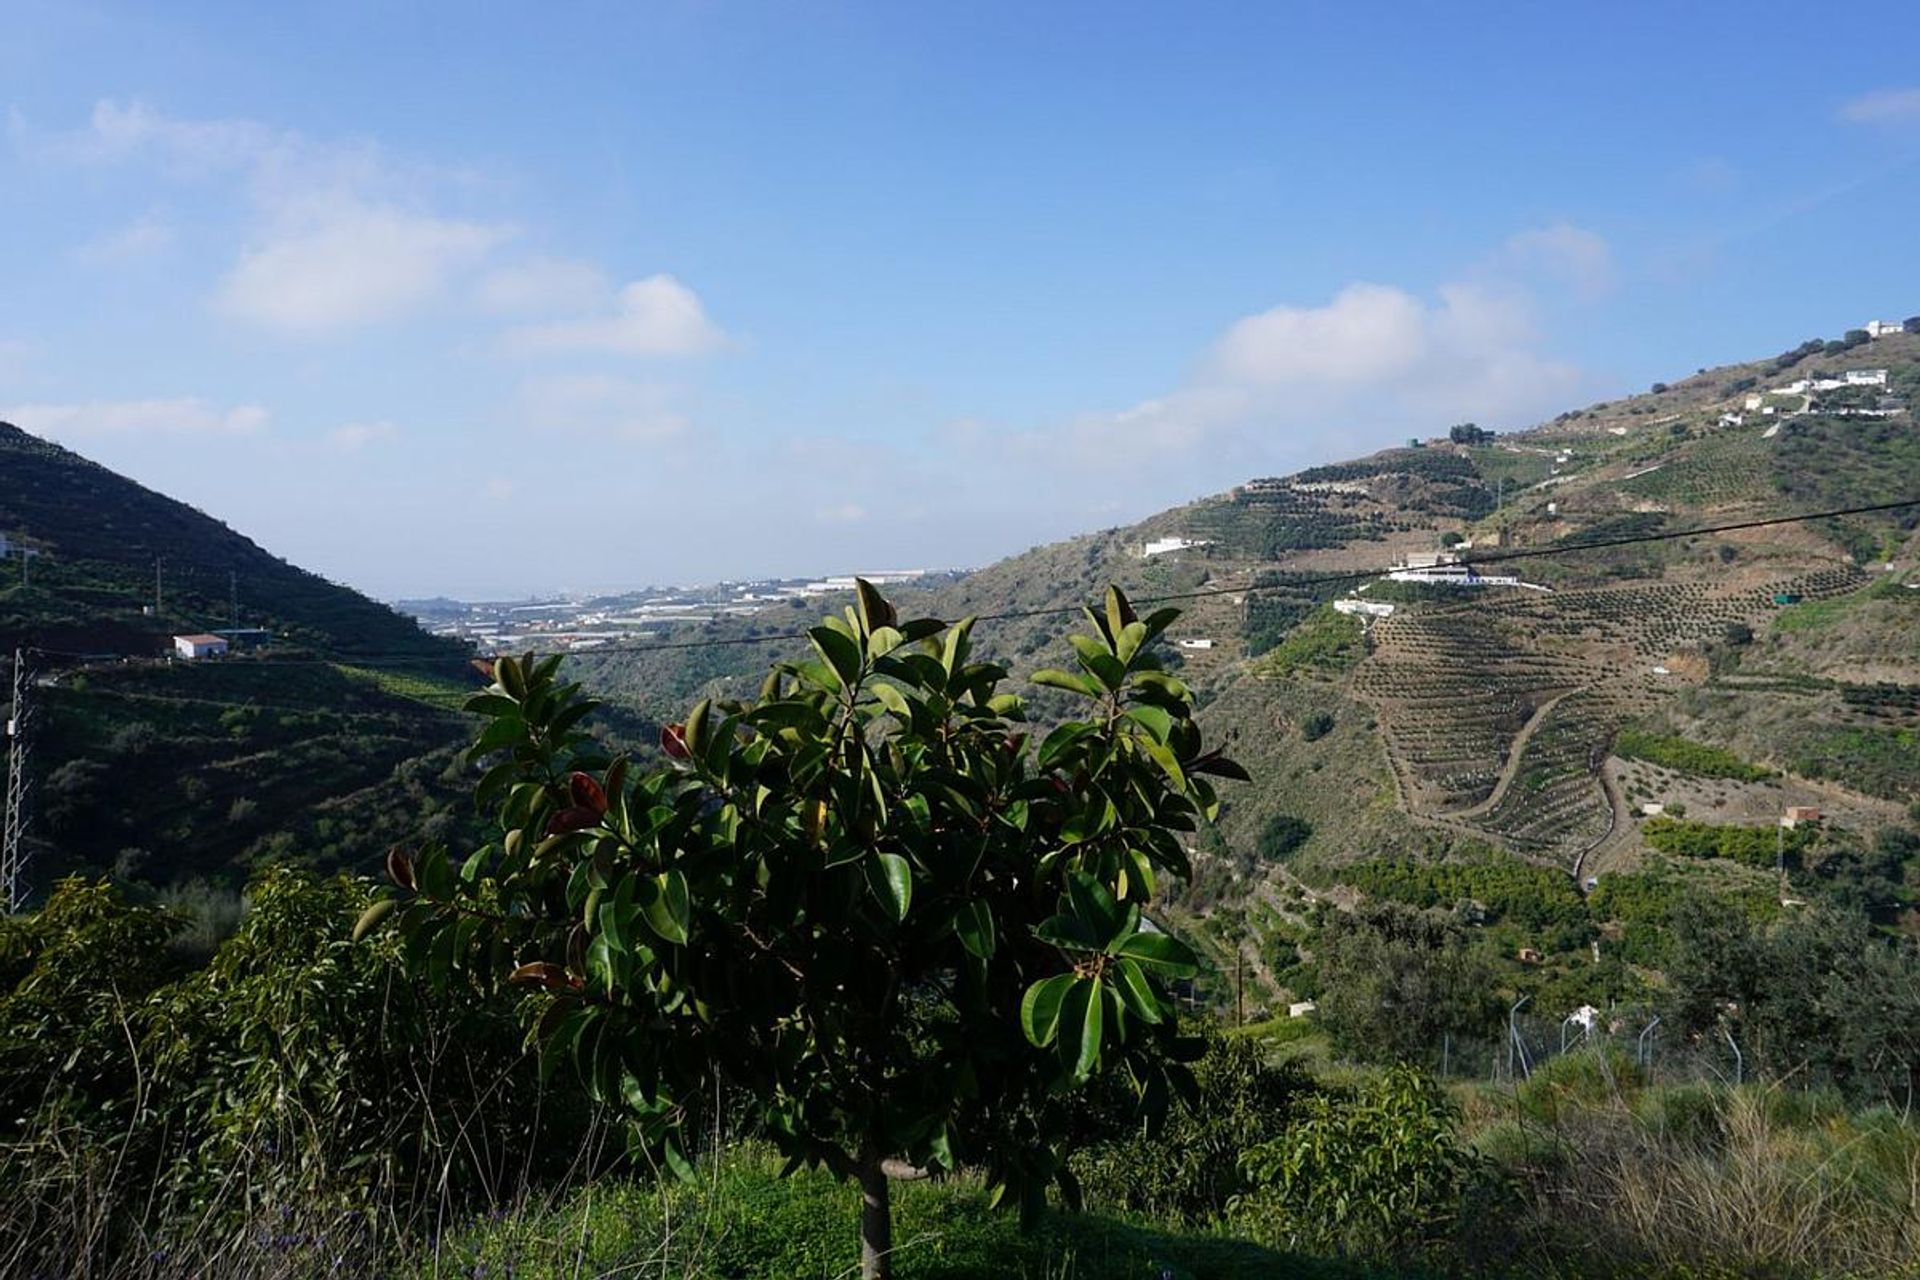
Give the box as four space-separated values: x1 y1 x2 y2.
364 582 1243 1280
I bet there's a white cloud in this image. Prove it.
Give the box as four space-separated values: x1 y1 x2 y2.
74 213 176 265
78 99 280 173
326 421 397 451
35 100 515 334
475 257 610 316
518 374 692 442
1207 283 1431 387
1496 222 1616 300
974 233 1598 484
508 274 726 356
816 503 867 524
1840 88 1920 124
218 197 508 333
2 398 268 440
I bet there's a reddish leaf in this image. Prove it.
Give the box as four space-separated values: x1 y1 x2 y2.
508 961 580 991
386 847 416 891
568 770 609 815
661 723 690 760
547 806 602 835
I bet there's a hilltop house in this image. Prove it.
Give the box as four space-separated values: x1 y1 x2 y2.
173 634 229 660
1865 320 1904 339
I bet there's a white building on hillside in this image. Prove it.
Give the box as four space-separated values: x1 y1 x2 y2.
1865 320 1905 339
1176 637 1215 651
173 634 229 660
1333 598 1396 619
1139 536 1212 558
1846 369 1889 386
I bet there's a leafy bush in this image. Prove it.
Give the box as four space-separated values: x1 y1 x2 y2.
1341 856 1590 939
0 871 587 1276
1235 1065 1487 1258
1613 729 1771 781
1251 608 1363 679
1257 813 1314 861
1071 1034 1317 1224
1643 815 1807 869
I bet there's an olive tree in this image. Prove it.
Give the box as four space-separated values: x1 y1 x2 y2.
365 583 1242 1279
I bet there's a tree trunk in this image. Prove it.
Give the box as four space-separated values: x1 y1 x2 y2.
859 1153 893 1280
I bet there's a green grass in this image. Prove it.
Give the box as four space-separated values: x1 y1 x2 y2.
1772 597 1856 632
416 1147 1420 1280
334 662 477 712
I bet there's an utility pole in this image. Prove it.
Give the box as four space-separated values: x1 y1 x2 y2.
3 648 31 913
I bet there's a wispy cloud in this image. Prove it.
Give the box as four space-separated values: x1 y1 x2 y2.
74 212 175 265
325 421 397 452
506 274 727 357
32 100 516 334
517 373 693 442
218 198 508 333
1840 87 1920 125
946 224 1606 490
475 257 610 316
1494 222 1616 300
1 398 268 439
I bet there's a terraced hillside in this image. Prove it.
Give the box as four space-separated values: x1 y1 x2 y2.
582 324 1920 906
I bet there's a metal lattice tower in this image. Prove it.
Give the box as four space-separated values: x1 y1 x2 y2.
3 648 30 913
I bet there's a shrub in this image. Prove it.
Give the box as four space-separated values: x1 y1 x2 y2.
1614 729 1771 781
1071 1034 1317 1224
1235 1065 1486 1258
1257 813 1314 860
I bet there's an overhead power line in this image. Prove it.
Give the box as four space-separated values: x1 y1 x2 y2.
20 496 1920 669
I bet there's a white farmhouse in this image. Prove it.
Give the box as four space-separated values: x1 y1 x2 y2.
1138 536 1212 558
1845 369 1889 387
173 633 230 660
1865 320 1904 339
1332 598 1396 619
1176 637 1215 651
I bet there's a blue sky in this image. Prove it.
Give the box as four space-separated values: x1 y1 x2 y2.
2 1 1917 599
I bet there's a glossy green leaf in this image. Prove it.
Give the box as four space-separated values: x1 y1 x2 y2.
1114 930 1199 977
1057 977 1104 1080
1112 957 1164 1024
1020 973 1076 1047
643 869 691 945
870 852 913 922
955 899 995 958
351 897 395 942
1031 668 1102 699
808 625 863 688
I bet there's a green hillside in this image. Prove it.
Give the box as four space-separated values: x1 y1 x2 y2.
0 421 483 894
0 421 456 657
571 325 1920 1009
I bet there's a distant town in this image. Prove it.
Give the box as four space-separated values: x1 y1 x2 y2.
394 568 963 655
